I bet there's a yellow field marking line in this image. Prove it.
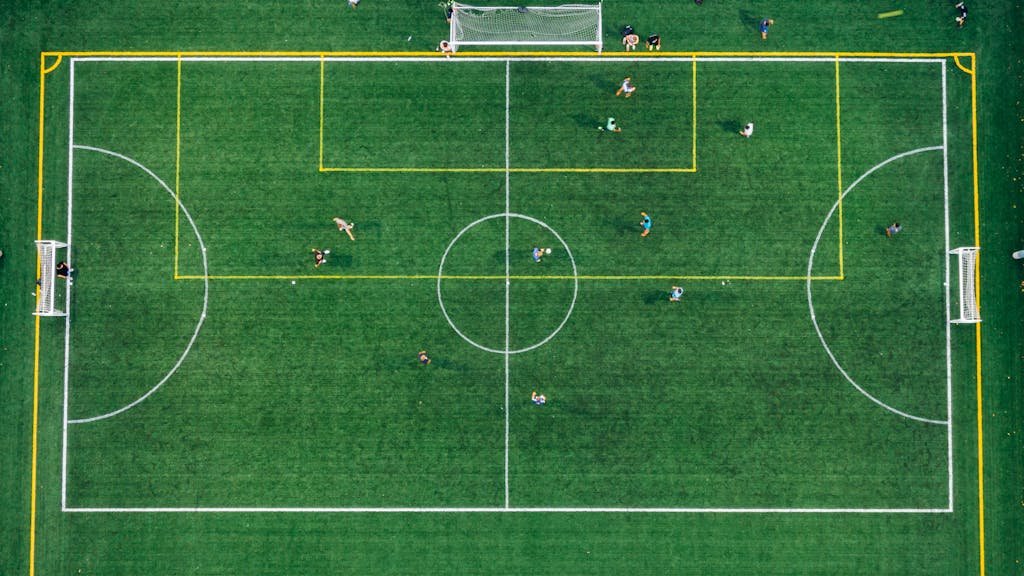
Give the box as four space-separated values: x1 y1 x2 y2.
176 274 842 281
29 50 49 576
29 49 69 576
42 54 63 74
691 55 698 171
969 53 984 576
835 55 845 279
953 55 974 75
174 55 182 279
318 55 325 172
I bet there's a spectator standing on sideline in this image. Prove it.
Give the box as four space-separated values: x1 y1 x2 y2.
622 25 640 51
646 34 661 51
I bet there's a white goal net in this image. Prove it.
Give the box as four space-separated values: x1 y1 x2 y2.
35 240 68 317
449 3 602 52
950 246 981 324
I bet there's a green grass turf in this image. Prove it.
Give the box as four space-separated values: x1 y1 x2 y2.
2 2 1021 575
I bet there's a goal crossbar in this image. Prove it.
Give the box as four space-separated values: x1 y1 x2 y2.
449 3 602 52
35 240 68 317
949 246 980 324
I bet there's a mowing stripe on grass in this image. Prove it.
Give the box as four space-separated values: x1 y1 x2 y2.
175 274 844 281
835 55 844 279
60 59 77 510
503 59 511 508
941 61 954 510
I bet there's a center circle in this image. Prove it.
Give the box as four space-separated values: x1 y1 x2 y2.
437 213 579 355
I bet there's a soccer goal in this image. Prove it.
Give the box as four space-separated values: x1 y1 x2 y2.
449 3 602 53
35 240 68 317
950 246 981 324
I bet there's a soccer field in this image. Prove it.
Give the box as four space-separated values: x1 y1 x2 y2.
6 2 1022 574
41 53 971 511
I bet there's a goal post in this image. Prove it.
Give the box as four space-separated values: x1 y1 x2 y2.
449 3 603 53
949 246 981 324
35 240 68 317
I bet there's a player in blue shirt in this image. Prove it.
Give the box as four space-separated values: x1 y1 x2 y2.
640 212 652 237
670 286 684 302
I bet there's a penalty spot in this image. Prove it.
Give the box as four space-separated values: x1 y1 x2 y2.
877 9 904 19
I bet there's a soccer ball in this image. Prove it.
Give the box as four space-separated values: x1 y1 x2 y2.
545 248 551 254
324 249 331 254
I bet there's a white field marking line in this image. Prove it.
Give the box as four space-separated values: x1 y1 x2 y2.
436 213 579 355
63 506 953 514
806 146 947 425
63 55 956 514
66 145 210 425
941 61 954 509
70 56 947 64
503 59 511 509
60 59 77 510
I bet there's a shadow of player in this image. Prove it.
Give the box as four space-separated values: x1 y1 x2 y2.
738 9 761 32
642 291 664 305
716 120 741 134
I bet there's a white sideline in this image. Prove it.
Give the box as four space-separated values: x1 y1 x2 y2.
65 145 210 425
64 506 952 514
60 55 955 514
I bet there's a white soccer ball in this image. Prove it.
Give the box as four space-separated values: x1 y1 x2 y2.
324 249 331 254
545 248 551 254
